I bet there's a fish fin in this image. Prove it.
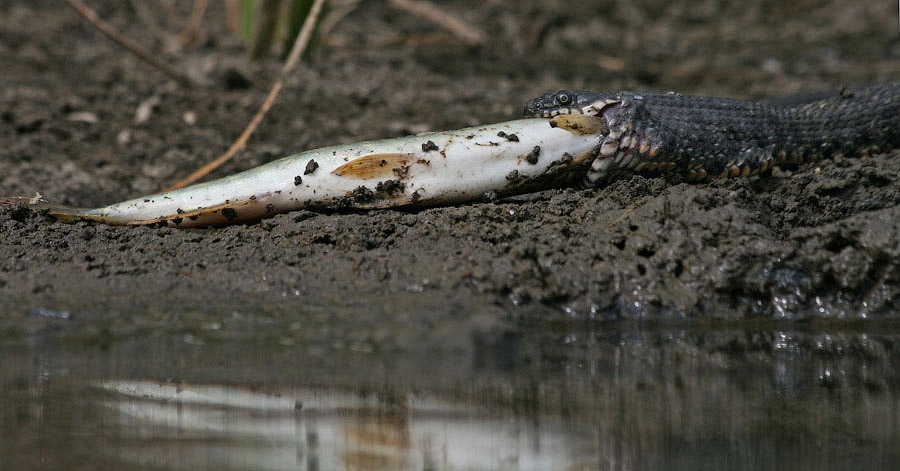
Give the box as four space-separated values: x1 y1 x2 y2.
331 153 414 179
0 195 96 223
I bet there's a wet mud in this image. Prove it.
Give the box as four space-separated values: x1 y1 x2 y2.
2 0 899 330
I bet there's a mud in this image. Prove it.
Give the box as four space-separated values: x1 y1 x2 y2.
2 0 900 341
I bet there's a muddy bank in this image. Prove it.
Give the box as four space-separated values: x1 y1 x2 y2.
2 0 899 340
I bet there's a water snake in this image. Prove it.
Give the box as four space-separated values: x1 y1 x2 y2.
523 83 900 185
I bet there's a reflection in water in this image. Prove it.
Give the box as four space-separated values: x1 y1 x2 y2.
99 381 578 470
2 327 900 470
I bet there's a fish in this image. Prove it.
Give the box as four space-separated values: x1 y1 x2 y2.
1 115 602 228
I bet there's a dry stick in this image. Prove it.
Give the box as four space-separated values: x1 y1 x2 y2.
175 0 209 46
387 0 485 45
161 0 327 191
224 0 241 33
63 0 194 87
318 0 360 39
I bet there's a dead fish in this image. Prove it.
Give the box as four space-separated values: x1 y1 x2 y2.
1 115 602 228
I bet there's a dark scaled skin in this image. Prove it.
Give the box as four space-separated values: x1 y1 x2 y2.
523 84 900 186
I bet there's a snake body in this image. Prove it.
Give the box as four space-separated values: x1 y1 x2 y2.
523 83 900 185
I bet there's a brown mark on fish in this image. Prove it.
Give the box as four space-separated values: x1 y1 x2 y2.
549 114 608 136
332 153 414 180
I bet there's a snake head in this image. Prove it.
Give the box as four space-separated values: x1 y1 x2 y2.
524 90 611 118
524 90 622 118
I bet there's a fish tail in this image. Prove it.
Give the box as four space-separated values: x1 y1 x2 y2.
0 195 97 223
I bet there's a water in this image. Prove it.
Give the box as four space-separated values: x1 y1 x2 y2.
2 323 899 470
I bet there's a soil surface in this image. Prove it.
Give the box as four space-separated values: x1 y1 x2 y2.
2 0 900 347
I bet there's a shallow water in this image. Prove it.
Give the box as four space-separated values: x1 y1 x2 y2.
3 320 899 470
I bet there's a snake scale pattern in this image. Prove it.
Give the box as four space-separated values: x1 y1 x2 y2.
523 83 900 185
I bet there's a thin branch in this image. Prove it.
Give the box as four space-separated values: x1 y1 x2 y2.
175 0 209 47
281 0 326 70
63 0 194 87
161 0 327 191
224 0 241 34
318 0 360 39
387 0 485 46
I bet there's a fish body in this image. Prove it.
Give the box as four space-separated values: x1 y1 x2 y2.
2 116 601 227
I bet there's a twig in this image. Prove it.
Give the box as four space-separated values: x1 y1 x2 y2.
63 0 194 87
175 0 209 47
387 0 485 46
318 0 360 39
607 205 637 230
224 0 241 33
161 0 327 191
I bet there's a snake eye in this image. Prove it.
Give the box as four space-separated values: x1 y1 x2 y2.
556 92 573 105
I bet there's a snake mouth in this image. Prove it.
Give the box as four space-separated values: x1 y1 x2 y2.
528 99 621 119
535 107 585 118
584 99 623 118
